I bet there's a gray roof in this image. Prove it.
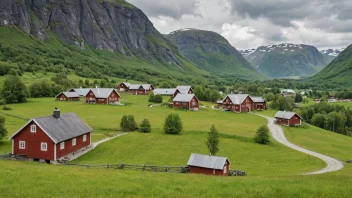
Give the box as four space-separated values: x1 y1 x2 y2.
176 86 192 94
173 94 197 102
223 94 249 105
88 88 120 98
56 92 80 98
250 96 266 103
187 154 230 170
153 88 176 95
71 88 91 96
281 89 295 94
129 84 153 90
11 112 93 143
275 111 301 119
119 82 131 87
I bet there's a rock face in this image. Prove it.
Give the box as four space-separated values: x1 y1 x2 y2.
240 43 328 78
0 0 181 65
320 48 345 63
165 29 263 78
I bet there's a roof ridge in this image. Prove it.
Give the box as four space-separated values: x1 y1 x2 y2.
33 112 75 119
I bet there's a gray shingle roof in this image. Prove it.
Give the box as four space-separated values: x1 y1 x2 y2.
88 88 120 98
281 89 295 94
223 94 249 104
153 88 176 95
10 112 93 143
250 96 266 103
71 88 91 96
56 92 80 98
129 84 153 90
275 111 301 120
119 82 131 87
173 94 197 102
187 154 230 170
176 86 192 94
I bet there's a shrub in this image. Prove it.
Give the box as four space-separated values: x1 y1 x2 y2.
164 113 183 134
254 125 270 144
0 116 7 141
1 75 27 104
0 100 5 105
206 124 220 156
120 115 137 132
139 118 151 133
148 92 155 102
2 106 12 111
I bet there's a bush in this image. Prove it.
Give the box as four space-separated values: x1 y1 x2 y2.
154 94 163 103
120 115 137 132
148 92 155 103
1 75 27 104
0 100 5 105
2 106 12 111
138 118 151 133
254 125 270 144
0 116 7 141
164 113 183 134
206 124 220 156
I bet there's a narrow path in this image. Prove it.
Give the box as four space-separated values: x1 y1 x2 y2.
255 114 344 175
67 133 127 162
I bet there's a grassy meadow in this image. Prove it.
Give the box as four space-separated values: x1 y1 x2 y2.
0 93 351 197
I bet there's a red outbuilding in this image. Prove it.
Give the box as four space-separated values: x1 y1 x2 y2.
222 94 254 112
117 82 131 92
250 96 266 110
275 111 302 126
55 92 80 101
187 154 230 176
85 88 121 104
129 84 154 95
173 94 199 110
10 108 92 163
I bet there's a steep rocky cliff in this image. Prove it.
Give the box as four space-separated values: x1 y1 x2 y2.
0 0 182 65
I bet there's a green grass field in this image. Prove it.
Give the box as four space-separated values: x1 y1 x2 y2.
0 93 351 197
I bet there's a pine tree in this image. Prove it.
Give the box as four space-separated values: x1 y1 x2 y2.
254 125 270 144
0 116 7 141
139 118 151 133
127 115 137 131
164 113 183 134
120 115 128 132
206 124 220 156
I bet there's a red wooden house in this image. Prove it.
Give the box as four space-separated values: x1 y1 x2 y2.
129 84 154 95
174 86 193 97
55 92 80 101
222 94 254 112
250 96 266 110
85 88 121 104
187 154 230 176
10 108 92 163
275 111 302 126
173 94 199 110
117 82 131 92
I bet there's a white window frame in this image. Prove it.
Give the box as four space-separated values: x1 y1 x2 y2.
83 135 87 142
19 141 25 149
72 138 76 146
30 125 36 133
41 143 47 151
60 142 65 150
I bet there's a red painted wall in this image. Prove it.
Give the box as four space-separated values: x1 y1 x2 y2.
223 96 254 113
189 162 229 176
117 83 129 91
107 91 120 103
13 121 55 160
85 90 97 104
56 132 91 159
254 102 266 110
275 114 301 126
56 93 80 101
131 89 147 95
173 96 199 110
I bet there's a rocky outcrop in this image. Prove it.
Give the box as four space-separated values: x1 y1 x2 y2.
0 0 181 65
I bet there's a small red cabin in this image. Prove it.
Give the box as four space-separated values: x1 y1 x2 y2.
275 111 302 126
173 94 199 110
222 94 254 113
55 92 80 101
250 96 266 110
85 88 121 104
187 154 230 176
10 108 92 163
117 82 131 92
129 84 154 95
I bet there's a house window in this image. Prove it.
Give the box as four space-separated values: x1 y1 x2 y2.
83 135 87 142
60 142 65 150
19 141 25 149
30 125 36 133
41 143 47 151
72 138 76 146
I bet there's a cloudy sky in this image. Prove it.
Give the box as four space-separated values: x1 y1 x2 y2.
127 0 352 50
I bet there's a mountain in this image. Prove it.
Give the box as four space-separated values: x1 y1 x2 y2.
0 0 208 84
164 29 265 79
320 48 345 63
311 45 352 86
240 43 328 78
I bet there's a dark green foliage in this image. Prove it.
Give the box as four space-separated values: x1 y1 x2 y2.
138 118 151 133
120 115 137 132
270 95 294 111
254 125 270 144
193 85 221 102
164 113 183 134
295 94 303 103
0 100 5 105
2 106 12 111
0 116 7 141
148 92 155 103
154 94 163 103
206 124 220 156
29 80 62 98
1 75 27 104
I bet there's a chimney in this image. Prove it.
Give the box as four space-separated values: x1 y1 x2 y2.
53 107 60 119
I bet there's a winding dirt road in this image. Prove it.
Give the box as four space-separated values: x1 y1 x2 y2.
258 114 344 175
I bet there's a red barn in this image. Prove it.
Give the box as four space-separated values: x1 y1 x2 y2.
250 96 266 110
275 111 302 126
117 82 131 92
187 154 230 176
129 84 154 95
85 88 121 104
10 108 92 163
174 86 193 97
55 92 80 101
173 94 199 110
222 94 254 112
